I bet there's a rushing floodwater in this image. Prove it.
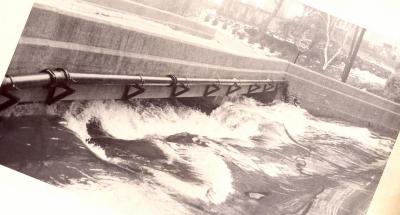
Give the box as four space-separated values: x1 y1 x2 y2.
0 97 394 215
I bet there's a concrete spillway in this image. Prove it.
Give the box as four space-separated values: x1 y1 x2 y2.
2 0 400 137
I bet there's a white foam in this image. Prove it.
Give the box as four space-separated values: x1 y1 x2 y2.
151 142 234 204
256 102 393 154
184 146 234 204
61 98 393 180
63 106 124 164
307 118 393 154
63 99 277 142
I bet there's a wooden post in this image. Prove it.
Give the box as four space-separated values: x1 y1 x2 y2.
341 27 366 82
347 27 360 62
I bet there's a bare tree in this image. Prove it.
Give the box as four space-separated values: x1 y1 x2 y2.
321 14 353 71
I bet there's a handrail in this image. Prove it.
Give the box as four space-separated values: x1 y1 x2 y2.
0 68 287 111
1 69 286 89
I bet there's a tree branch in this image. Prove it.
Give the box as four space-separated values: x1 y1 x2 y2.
322 18 352 70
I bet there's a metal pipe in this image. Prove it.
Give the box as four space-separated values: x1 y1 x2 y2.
2 73 52 88
176 77 282 85
69 73 172 85
1 71 286 90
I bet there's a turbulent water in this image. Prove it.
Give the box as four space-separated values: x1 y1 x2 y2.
0 97 394 215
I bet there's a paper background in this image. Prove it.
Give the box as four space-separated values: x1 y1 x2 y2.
0 0 35 80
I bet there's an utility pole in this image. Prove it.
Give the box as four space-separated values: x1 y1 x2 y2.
341 27 366 82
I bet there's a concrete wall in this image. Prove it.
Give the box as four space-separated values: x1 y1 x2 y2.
9 4 288 76
4 4 285 104
83 0 216 39
286 64 400 136
4 3 400 137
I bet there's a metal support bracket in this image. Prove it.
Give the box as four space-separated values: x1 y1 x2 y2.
247 84 261 95
203 84 220 97
45 83 75 105
171 84 190 97
263 83 275 92
0 75 20 111
122 84 145 100
168 75 190 98
122 75 145 100
40 68 75 105
226 82 241 96
0 90 20 111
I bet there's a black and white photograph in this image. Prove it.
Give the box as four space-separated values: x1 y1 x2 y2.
0 0 399 214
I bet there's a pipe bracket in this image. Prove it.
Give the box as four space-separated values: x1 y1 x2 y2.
171 84 190 98
122 75 145 100
0 89 20 112
247 84 261 95
40 68 75 105
263 83 275 92
226 82 241 96
203 84 220 97
122 84 145 100
168 75 190 98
